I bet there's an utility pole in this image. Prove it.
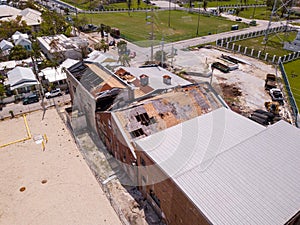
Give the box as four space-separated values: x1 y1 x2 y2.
196 3 201 36
168 0 171 27
150 8 154 62
146 8 154 62
161 37 164 66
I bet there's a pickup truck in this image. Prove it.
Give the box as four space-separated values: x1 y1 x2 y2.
264 74 277 90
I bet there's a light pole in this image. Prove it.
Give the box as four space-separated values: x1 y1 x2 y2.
196 3 201 36
146 8 154 62
168 0 171 27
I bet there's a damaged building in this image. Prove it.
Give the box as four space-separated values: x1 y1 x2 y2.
65 61 300 225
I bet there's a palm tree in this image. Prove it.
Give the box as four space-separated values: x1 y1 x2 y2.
118 54 131 66
94 39 109 52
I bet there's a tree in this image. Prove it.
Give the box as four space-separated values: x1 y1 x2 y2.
154 50 167 63
9 45 29 60
118 54 131 66
39 11 70 36
203 0 208 11
64 7 70 15
117 40 128 54
73 17 88 36
137 0 141 8
94 39 109 52
0 83 5 99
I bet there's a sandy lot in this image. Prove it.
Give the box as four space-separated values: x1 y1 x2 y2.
0 109 121 225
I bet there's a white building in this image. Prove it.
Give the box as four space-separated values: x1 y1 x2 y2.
39 58 79 87
0 6 41 31
7 66 38 93
37 34 88 62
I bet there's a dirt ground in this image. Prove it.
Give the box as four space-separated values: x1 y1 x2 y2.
172 47 294 123
0 109 121 225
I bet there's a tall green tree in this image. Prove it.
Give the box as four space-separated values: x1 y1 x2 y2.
9 45 29 60
39 11 70 36
94 39 109 52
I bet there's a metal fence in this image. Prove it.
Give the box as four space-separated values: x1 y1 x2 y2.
215 26 300 64
278 61 299 127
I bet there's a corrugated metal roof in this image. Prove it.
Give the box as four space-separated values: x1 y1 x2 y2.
7 66 37 88
135 109 300 225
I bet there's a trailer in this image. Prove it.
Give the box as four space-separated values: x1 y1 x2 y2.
211 62 230 73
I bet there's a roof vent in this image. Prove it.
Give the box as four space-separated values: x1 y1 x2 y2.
140 74 149 86
163 75 171 85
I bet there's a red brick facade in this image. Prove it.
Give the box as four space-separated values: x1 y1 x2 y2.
137 151 211 225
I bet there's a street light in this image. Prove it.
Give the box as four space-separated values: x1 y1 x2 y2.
168 0 171 27
146 9 154 62
196 3 201 36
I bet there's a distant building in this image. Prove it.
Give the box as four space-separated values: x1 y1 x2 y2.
37 34 89 63
85 50 120 68
0 6 41 31
39 58 79 88
135 108 300 225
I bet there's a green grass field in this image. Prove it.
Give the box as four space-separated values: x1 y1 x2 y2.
182 0 264 8
233 31 297 56
283 60 300 109
62 0 156 10
78 11 248 46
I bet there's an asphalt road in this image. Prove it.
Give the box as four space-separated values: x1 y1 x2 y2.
0 94 71 119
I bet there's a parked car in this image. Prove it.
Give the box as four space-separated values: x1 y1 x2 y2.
109 40 115 46
23 94 39 105
249 20 257 26
235 18 242 21
269 88 284 103
45 88 62 99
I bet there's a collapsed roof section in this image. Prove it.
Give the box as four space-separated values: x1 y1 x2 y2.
112 82 225 142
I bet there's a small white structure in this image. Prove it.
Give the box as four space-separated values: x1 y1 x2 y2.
0 39 13 56
0 40 13 51
84 50 120 68
284 30 300 52
39 58 79 85
7 66 38 92
12 31 29 43
15 37 32 50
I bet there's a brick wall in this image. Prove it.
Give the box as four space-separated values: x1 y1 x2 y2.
137 152 211 225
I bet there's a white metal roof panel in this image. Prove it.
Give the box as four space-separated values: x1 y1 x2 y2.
7 66 37 87
135 108 265 177
135 110 300 225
